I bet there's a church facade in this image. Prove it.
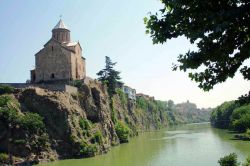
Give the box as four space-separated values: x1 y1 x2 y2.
31 19 86 83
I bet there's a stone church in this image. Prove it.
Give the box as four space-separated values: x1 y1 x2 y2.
31 19 86 83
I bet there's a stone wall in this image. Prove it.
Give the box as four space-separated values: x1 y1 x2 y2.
70 43 85 80
35 40 72 82
0 83 78 95
65 85 78 94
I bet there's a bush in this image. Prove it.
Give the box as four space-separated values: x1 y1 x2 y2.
21 112 45 132
0 85 14 95
0 95 12 107
218 153 240 166
0 104 45 133
0 153 9 164
73 80 83 88
115 121 131 143
92 131 103 144
79 119 91 130
79 140 97 157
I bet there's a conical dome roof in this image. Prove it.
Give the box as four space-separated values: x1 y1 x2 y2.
53 19 68 30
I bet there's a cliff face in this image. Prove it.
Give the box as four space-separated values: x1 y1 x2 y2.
18 82 119 161
0 82 210 164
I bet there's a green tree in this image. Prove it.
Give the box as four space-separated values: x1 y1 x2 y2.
218 153 240 166
231 104 250 132
97 56 121 97
210 101 238 129
145 0 250 91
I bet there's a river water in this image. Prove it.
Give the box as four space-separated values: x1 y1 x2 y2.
39 123 250 166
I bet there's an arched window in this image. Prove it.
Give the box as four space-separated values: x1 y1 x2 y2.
51 73 55 79
52 46 54 51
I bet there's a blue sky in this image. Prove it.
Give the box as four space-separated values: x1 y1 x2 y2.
0 0 250 108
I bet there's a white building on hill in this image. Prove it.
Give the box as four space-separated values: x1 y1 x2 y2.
123 85 136 101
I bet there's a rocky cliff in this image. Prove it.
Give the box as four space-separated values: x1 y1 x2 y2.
0 82 210 165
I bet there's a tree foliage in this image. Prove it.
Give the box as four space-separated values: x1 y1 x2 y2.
145 0 250 91
218 153 250 166
218 153 240 166
231 104 250 132
97 56 121 97
211 101 250 133
79 140 97 157
0 85 14 95
210 101 239 129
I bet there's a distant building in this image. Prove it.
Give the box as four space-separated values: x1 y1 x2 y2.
31 19 86 83
136 93 146 98
136 93 154 101
123 85 136 101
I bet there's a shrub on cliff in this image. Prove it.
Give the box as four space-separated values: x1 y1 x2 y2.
20 112 45 132
0 85 14 95
0 96 45 133
115 121 131 143
79 119 91 130
0 96 21 125
0 95 48 155
73 80 83 88
79 140 97 157
91 131 103 144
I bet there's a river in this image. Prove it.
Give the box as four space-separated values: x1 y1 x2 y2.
39 123 250 166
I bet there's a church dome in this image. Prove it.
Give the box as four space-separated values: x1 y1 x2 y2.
53 19 68 30
52 19 70 43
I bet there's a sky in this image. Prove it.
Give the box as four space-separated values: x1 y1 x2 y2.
0 0 249 108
